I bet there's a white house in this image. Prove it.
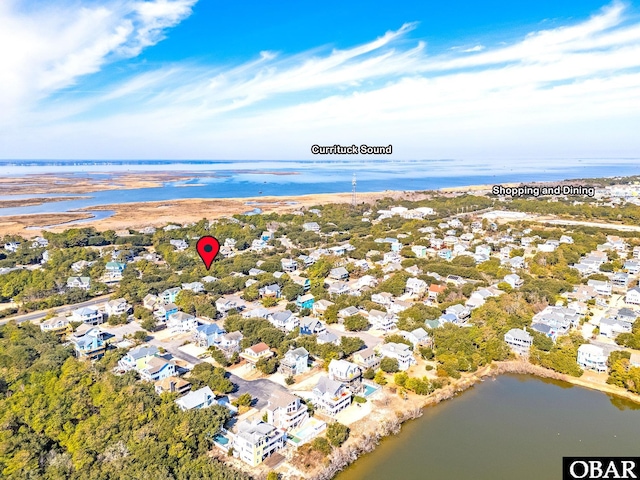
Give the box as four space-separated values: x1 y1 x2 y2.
576 344 608 373
105 298 130 317
328 359 362 394
182 282 205 293
67 276 91 290
312 376 352 416
406 277 428 296
71 306 103 325
625 287 640 305
504 274 524 289
176 386 216 411
376 342 415 370
265 391 309 430
504 328 533 355
587 280 612 297
167 312 199 332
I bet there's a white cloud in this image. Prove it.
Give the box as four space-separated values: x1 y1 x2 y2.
1 1 640 160
0 0 195 116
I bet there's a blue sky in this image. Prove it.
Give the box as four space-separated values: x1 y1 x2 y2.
1 0 639 160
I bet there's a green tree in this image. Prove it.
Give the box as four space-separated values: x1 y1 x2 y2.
326 422 350 447
344 315 370 332
380 357 400 373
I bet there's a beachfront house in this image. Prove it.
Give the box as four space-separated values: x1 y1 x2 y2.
504 328 533 355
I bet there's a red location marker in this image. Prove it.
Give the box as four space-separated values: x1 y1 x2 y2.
196 236 220 270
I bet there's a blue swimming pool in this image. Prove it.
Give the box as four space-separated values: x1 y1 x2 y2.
214 434 229 445
363 384 380 397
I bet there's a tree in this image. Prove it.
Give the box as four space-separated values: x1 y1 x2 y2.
344 315 369 332
232 393 252 407
141 316 157 332
380 357 399 373
133 330 148 343
394 371 408 387
339 336 365 356
374 370 387 385
326 422 350 447
363 368 375 380
311 437 332 456
256 357 279 375
262 296 278 308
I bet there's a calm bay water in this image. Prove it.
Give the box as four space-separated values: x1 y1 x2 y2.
337 375 640 480
0 159 639 221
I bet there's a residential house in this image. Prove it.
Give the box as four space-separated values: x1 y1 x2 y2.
39 316 70 336
194 323 226 347
303 222 320 232
300 317 327 336
355 274 377 289
4 242 20 252
504 274 524 289
313 299 334 317
427 284 446 301
140 357 177 382
155 376 191 395
278 347 310 376
329 267 349 281
312 376 352 416
399 328 431 348
182 282 205 293
105 298 130 317
143 294 160 310
67 276 91 290
240 342 274 366
248 268 265 277
281 258 298 273
328 282 350 296
587 279 612 297
176 386 216 411
509 256 525 270
232 420 286 467
624 260 640 275
600 317 631 338
328 245 347 256
218 332 243 357
289 274 311 291
155 303 179 321
411 245 428 258
338 306 360 319
530 323 558 342
266 391 309 430
387 300 411 315
70 327 106 360
504 328 533 355
405 265 422 277
118 345 159 372
577 344 608 373
371 292 394 307
169 239 188 251
259 284 282 298
215 296 245 315
376 342 415 370
353 347 381 370
242 307 270 319
72 306 103 325
71 260 94 273
612 272 630 289
625 287 640 305
317 331 339 345
328 359 363 394
406 277 428 296
296 294 315 310
368 309 397 331
445 304 471 324
269 311 299 332
105 261 126 280
161 287 181 304
167 312 198 333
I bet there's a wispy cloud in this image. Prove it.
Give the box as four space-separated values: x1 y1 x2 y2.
1 1 639 160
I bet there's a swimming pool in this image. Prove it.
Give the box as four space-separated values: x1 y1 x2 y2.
214 434 229 446
363 384 380 397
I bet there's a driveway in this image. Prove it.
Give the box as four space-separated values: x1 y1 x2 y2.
227 373 290 409
326 326 383 348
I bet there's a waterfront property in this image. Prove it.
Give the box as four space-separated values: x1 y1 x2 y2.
232 420 287 467
265 391 309 430
576 344 608 373
312 376 352 416
504 328 533 355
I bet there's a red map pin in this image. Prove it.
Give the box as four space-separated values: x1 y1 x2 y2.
196 236 220 270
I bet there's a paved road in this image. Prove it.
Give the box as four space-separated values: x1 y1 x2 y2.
152 339 287 409
326 326 383 349
0 294 112 326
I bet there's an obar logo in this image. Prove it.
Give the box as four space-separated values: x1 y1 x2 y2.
564 458 640 479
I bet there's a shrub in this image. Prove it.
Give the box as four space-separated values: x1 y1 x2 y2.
380 357 399 373
326 422 350 447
